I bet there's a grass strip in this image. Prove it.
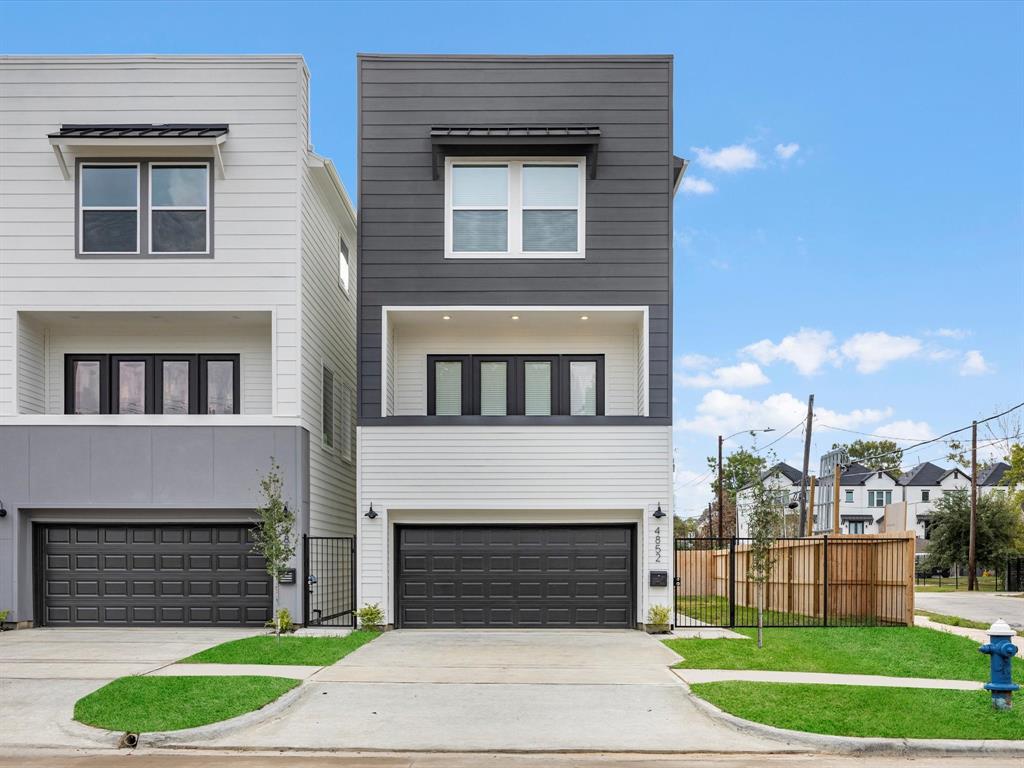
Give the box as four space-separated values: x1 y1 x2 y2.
915 609 992 630
74 675 298 732
182 630 381 666
664 626 1022 681
690 681 1024 740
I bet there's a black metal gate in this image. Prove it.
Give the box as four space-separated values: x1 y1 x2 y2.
303 535 356 627
1008 556 1024 592
674 536 912 628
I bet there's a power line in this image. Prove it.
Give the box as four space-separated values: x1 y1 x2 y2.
817 424 964 442
842 402 1024 467
752 419 805 454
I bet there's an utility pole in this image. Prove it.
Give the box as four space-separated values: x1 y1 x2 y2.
717 434 724 540
832 462 842 534
799 394 814 537
807 476 816 537
968 420 978 591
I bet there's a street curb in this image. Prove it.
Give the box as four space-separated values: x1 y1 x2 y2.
683 682 1024 756
59 680 308 749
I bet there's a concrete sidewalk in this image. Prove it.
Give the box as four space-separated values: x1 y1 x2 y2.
914 614 1024 657
674 667 983 690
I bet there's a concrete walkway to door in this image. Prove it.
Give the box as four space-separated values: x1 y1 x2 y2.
186 630 797 753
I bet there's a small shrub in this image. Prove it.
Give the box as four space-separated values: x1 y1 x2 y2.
647 604 671 626
265 608 295 634
355 603 385 630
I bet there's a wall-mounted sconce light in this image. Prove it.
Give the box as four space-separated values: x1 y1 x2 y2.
653 503 666 519
365 503 378 520
0 498 6 518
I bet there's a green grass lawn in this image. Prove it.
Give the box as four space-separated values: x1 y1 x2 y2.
664 626 1023 682
691 682 1024 740
74 675 298 732
182 630 380 666
676 595 819 627
915 609 992 630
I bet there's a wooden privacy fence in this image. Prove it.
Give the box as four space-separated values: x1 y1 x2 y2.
674 533 915 628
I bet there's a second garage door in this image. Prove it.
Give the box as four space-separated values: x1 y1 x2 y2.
37 523 272 626
396 524 635 628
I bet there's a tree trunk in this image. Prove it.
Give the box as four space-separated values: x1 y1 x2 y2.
757 581 764 648
273 578 281 642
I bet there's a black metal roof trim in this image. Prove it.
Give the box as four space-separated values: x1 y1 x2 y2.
430 125 601 180
49 123 229 139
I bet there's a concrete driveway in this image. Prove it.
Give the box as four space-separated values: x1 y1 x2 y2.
0 627 260 749
189 630 794 753
916 591 1024 629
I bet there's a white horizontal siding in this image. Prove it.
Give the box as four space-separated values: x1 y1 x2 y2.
0 57 306 416
356 424 673 622
16 314 45 414
392 325 640 416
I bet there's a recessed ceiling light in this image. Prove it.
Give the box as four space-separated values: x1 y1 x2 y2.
511 315 520 320
442 315 451 320
580 315 589 321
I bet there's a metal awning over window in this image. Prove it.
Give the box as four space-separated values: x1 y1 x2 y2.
430 125 601 180
48 124 229 180
840 515 874 523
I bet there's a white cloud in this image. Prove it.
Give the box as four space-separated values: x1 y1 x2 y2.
774 142 800 160
676 353 717 371
742 328 839 375
839 332 922 374
676 390 891 438
873 420 935 441
959 350 992 376
929 328 971 340
680 176 716 195
676 362 770 390
691 143 760 172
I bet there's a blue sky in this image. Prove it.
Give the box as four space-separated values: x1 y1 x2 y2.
5 1 1022 516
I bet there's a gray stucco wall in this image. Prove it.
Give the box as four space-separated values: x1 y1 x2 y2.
357 54 674 421
0 424 310 623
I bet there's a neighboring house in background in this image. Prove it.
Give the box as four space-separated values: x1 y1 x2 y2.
735 462 803 537
898 462 969 544
812 461 900 535
355 54 679 629
978 461 1012 498
0 55 357 627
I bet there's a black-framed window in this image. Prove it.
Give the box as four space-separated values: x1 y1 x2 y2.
63 353 239 415
427 354 603 417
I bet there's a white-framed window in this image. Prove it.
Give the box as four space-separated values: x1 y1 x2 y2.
79 162 140 254
149 162 210 254
339 235 351 292
444 157 585 259
845 489 854 503
868 490 892 507
322 364 335 450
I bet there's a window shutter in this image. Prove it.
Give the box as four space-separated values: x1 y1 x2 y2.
479 361 507 416
434 361 463 416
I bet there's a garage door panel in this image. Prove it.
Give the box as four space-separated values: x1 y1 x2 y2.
397 525 634 629
39 523 271 627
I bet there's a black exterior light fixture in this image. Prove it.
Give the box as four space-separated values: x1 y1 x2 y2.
0 498 6 518
365 503 378 520
653 503 666 519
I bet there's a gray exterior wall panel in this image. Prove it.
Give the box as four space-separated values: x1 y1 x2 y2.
357 54 674 420
0 424 310 623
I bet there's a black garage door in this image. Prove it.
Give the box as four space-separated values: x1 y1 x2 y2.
396 525 635 628
37 524 272 626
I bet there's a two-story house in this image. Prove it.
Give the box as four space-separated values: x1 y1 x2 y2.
812 460 901 535
354 54 680 629
735 462 803 537
0 55 357 627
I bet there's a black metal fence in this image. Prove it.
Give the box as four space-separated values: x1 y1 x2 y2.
914 568 1009 592
674 535 913 628
1005 556 1023 592
303 535 356 627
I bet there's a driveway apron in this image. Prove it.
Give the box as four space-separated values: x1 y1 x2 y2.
190 629 794 752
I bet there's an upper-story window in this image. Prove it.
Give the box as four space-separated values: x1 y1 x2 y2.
339 236 351 292
845 489 854 503
78 160 212 258
921 490 930 502
445 158 585 259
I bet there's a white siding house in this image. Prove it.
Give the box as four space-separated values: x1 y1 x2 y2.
0 55 356 627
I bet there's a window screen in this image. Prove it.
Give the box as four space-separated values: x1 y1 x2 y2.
451 165 508 252
523 361 552 416
81 165 139 253
479 361 507 416
569 360 597 416
434 361 463 416
151 165 208 253
522 165 578 252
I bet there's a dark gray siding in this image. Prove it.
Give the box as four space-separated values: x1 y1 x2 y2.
357 55 674 421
